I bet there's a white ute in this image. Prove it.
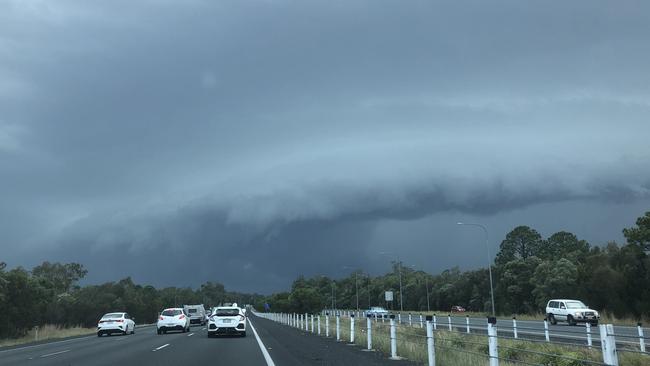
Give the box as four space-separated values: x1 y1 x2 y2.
208 304 247 337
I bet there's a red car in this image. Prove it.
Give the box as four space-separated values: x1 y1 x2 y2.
451 306 466 313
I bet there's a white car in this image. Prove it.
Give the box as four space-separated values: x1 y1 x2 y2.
367 307 389 317
97 312 136 337
546 299 600 326
208 305 247 337
157 308 191 334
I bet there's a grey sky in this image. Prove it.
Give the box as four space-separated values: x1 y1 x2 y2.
2 1 649 292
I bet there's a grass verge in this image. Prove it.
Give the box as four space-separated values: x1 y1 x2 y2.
0 325 96 348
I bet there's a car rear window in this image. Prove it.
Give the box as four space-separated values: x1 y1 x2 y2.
187 309 197 313
162 309 182 316
215 309 240 316
102 313 123 319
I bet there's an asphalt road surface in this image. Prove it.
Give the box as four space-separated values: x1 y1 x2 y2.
0 314 415 366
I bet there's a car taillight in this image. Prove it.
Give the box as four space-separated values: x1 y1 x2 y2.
159 316 164 320
115 319 123 323
179 315 185 319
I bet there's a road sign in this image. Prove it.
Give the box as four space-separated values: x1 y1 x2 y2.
385 291 394 301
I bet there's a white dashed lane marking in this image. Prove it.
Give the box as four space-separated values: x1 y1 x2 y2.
40 349 70 358
152 344 170 352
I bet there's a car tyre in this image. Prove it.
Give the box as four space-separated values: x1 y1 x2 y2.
241 332 246 337
567 315 576 326
97 332 102 337
548 314 557 325
592 320 598 326
157 329 162 335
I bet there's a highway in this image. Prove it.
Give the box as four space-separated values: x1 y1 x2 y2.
0 314 414 366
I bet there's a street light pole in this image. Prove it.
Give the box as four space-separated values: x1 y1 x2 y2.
457 222 496 317
343 266 361 311
425 276 430 312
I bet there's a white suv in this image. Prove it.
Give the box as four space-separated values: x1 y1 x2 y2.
545 299 599 326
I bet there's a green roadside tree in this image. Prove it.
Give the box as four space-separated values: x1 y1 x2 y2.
540 231 589 262
495 226 544 266
623 211 650 251
530 258 578 310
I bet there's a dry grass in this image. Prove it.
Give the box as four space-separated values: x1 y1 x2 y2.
0 325 96 348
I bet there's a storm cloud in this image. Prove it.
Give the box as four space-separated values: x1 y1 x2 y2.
2 0 650 292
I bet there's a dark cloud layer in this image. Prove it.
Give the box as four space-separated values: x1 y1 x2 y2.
2 1 650 292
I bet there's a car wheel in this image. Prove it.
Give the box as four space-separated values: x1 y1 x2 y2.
548 314 557 325
97 332 102 337
157 329 162 335
163 329 167 334
567 315 576 326
241 332 246 337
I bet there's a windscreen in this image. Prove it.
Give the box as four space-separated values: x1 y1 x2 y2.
102 313 123 319
162 309 182 316
187 309 197 313
566 301 586 309
215 309 240 317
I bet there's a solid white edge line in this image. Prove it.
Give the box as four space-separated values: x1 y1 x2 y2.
153 343 170 352
248 319 276 366
40 349 70 358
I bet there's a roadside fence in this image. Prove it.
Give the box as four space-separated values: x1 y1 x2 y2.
256 311 649 366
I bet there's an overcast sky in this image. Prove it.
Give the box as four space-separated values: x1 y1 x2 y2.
2 0 649 293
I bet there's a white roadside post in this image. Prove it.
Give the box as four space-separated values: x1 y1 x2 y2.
426 316 435 366
544 318 550 342
366 314 373 350
600 324 619 366
350 314 355 343
305 313 309 331
311 314 314 333
466 316 470 334
448 314 452 331
638 323 646 353
35 326 39 342
326 313 330 337
420 314 424 328
487 317 499 366
586 322 592 348
336 313 341 341
382 314 386 323
512 317 518 339
317 315 321 335
389 314 400 360
433 314 437 330
398 313 402 323
409 313 412 327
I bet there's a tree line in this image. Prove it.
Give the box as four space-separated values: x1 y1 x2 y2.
0 261 259 338
255 211 650 320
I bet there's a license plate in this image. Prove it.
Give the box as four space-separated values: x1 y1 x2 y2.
222 319 231 323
